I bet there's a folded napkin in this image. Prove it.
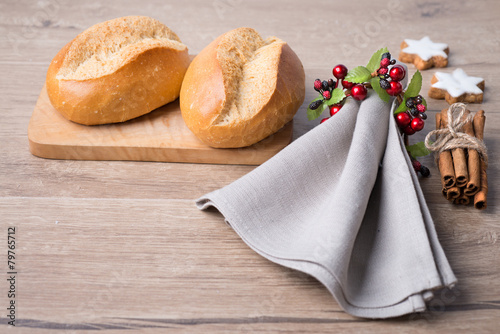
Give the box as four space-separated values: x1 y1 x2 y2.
196 88 456 318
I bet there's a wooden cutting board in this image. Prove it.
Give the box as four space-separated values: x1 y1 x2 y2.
28 85 293 165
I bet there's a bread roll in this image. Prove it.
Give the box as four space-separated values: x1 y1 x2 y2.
46 16 190 125
180 27 305 148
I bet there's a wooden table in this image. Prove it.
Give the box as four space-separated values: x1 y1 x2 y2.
1 0 499 332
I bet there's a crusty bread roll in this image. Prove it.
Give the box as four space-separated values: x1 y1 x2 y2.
180 27 305 148
46 16 190 125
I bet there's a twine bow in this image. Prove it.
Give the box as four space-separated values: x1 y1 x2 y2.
424 103 488 166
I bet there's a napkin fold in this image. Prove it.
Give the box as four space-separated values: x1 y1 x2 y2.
196 90 456 318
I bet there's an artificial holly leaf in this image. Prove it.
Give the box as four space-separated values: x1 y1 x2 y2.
307 96 328 121
326 88 347 106
371 77 390 103
406 141 431 158
366 47 389 72
394 97 408 114
403 70 422 99
344 66 372 83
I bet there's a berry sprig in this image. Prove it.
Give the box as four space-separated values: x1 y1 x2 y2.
412 158 430 177
306 47 431 177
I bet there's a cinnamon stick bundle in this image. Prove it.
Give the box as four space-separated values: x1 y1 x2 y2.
473 110 487 210
434 108 487 209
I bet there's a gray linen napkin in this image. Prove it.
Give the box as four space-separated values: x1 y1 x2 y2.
196 89 456 318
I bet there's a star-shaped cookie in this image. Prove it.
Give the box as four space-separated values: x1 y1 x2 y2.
399 36 449 70
428 68 484 104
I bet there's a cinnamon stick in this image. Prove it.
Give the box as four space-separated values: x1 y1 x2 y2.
444 186 460 201
453 189 471 205
463 110 481 196
440 108 468 188
436 112 456 188
473 110 487 210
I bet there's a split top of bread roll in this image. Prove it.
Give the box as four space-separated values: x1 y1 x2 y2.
47 16 190 125
180 27 305 148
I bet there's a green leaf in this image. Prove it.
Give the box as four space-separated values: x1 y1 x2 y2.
406 141 431 158
326 88 346 106
403 70 422 99
366 47 389 72
344 66 372 83
306 96 328 121
394 97 408 114
370 77 390 103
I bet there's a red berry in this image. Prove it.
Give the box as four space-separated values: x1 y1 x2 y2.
314 79 322 91
395 112 412 128
386 81 403 96
389 65 406 82
320 117 330 124
342 80 355 89
412 160 422 172
323 90 331 100
332 64 348 80
403 125 416 135
351 84 367 101
417 104 426 113
378 67 388 75
411 118 425 131
329 104 342 116
380 58 390 68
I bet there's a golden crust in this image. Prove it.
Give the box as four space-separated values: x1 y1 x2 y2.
46 16 190 125
180 28 305 148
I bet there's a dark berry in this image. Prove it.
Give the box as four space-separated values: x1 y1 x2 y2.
411 118 425 131
409 107 419 117
417 104 426 113
406 98 415 108
309 100 323 110
314 79 322 92
403 125 416 135
351 84 368 101
412 160 422 172
420 166 430 177
390 59 396 65
378 67 388 75
322 80 330 91
415 97 422 104
320 117 330 124
323 90 331 100
342 80 355 89
381 52 391 60
389 65 406 82
328 79 335 88
384 74 390 79
332 64 348 80
419 112 428 120
379 79 391 90
380 58 390 68
386 81 403 96
329 104 342 116
395 112 412 128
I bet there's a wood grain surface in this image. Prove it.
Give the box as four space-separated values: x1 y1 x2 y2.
28 85 293 165
1 0 499 332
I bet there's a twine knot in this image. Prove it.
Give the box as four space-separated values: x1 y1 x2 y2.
424 103 488 166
